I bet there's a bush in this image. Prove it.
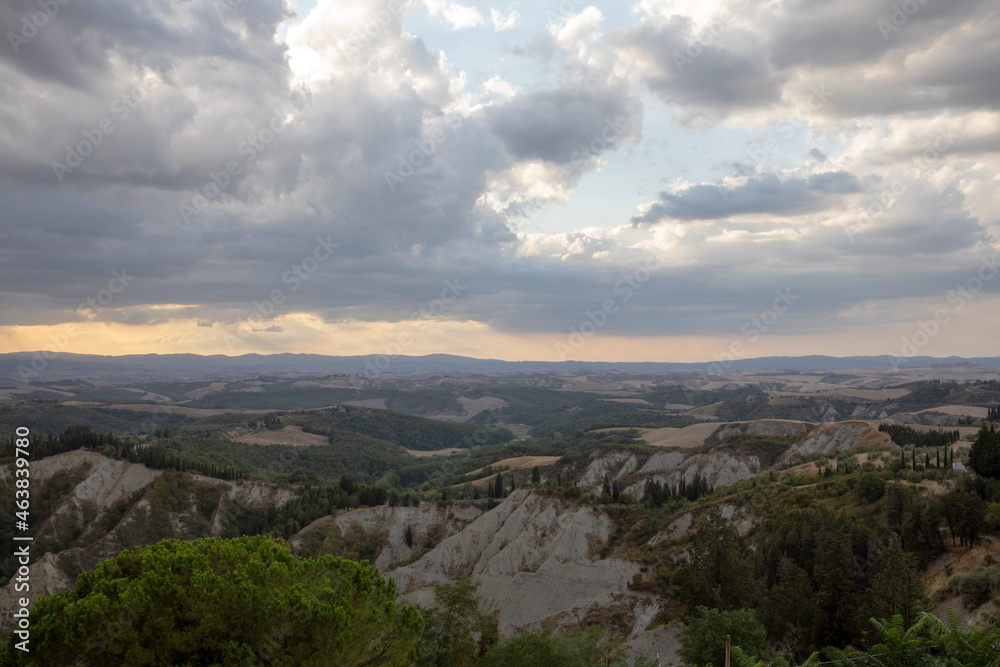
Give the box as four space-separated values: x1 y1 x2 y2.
679 606 767 667
856 472 886 503
949 565 1000 610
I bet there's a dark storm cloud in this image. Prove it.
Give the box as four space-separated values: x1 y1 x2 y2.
486 82 638 163
766 0 992 70
0 0 291 88
631 171 860 224
609 15 783 117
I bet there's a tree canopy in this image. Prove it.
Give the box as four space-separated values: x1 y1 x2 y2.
3 536 422 666
969 423 1000 479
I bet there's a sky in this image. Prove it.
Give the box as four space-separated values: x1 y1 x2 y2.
0 0 997 363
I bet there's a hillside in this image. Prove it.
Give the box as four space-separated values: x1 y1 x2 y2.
1 369 998 666
0 451 299 627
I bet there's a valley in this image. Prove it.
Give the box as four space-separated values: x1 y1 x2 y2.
1 356 999 664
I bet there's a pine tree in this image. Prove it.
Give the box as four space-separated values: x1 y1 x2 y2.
768 557 815 653
679 509 756 611
531 466 540 484
969 424 1000 479
813 528 858 648
864 534 925 629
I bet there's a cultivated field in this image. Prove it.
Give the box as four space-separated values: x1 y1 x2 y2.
232 426 330 447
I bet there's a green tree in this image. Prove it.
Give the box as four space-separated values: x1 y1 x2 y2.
679 606 768 667
969 424 1000 479
863 534 925 630
5 536 422 666
531 466 541 484
680 509 758 612
812 528 858 649
856 472 886 503
768 557 816 657
416 578 497 666
957 491 987 546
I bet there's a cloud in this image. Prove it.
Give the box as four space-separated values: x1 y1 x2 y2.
632 171 861 223
423 0 483 29
549 7 603 58
0 0 997 361
486 82 639 164
490 8 520 31
608 11 783 121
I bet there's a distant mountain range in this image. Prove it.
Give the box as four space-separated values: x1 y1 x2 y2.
2 351 999 383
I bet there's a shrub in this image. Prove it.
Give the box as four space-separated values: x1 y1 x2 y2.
856 472 886 503
949 565 1000 610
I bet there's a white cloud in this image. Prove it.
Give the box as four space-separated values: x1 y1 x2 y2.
549 6 604 59
423 0 484 29
490 8 520 31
